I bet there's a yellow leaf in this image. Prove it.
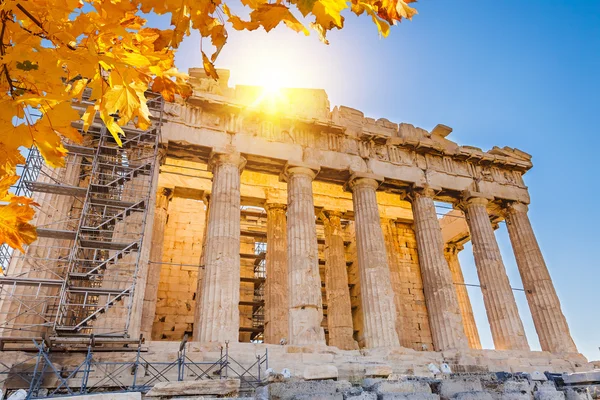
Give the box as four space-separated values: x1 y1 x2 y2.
202 52 219 80
210 24 227 62
250 4 309 35
67 78 88 99
82 105 96 132
100 108 124 146
0 196 37 252
0 125 28 175
223 5 261 31
40 102 84 144
312 0 347 29
0 175 19 199
396 0 417 20
32 124 69 168
103 84 142 126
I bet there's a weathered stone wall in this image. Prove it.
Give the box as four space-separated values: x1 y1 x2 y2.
152 197 207 340
383 220 434 351
344 222 365 347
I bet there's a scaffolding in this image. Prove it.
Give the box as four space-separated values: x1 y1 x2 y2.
0 338 268 399
0 93 163 339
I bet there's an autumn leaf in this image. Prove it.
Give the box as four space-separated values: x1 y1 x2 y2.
82 105 97 132
0 196 38 252
250 4 309 35
202 52 219 80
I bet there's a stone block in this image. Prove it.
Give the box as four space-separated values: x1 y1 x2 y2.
562 388 593 400
364 365 393 377
346 392 377 400
535 382 559 393
292 394 344 400
49 394 141 400
531 372 548 381
145 379 240 397
563 372 600 385
374 380 432 395
362 378 385 389
501 379 532 394
438 379 483 399
304 365 339 380
534 392 565 400
259 381 339 400
454 392 494 400
379 394 440 400
499 394 532 400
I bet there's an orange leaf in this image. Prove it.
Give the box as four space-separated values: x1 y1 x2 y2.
250 4 309 35
0 196 37 252
202 52 219 80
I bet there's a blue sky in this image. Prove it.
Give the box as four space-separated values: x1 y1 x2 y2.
158 1 600 359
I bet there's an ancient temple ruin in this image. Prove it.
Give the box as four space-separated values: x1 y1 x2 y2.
0 68 591 397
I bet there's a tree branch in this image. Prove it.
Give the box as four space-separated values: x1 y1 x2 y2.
0 11 15 97
15 4 44 31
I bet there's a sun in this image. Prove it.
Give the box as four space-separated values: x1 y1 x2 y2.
251 81 289 114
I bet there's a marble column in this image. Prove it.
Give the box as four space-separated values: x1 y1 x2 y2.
140 187 172 340
505 202 577 353
444 243 482 350
462 194 529 350
263 203 289 344
284 164 325 345
323 211 358 350
348 174 399 348
194 152 245 343
410 187 469 351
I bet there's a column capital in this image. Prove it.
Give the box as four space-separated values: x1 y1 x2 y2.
344 172 384 192
403 184 441 201
323 209 344 219
208 150 246 172
455 191 494 212
444 242 464 254
280 161 320 182
264 202 286 211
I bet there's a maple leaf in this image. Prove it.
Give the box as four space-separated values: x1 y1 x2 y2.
0 196 38 252
202 52 220 80
250 4 309 35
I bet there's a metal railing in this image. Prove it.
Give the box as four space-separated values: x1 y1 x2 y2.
0 337 268 399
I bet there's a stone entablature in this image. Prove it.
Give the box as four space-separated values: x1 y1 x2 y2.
163 69 531 205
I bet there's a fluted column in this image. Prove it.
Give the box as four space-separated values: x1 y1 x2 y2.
461 194 529 350
283 164 325 345
348 174 399 348
323 211 359 350
444 243 482 349
194 152 245 343
264 203 289 344
140 188 172 340
410 188 469 351
505 202 577 353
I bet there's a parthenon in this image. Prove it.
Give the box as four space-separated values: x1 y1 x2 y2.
0 68 590 397
142 68 576 354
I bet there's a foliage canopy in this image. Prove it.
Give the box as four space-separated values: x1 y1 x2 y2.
0 0 417 251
